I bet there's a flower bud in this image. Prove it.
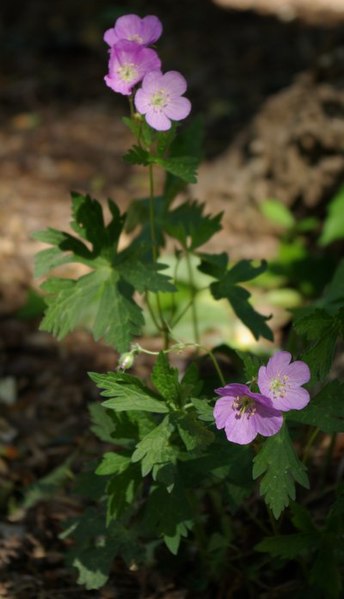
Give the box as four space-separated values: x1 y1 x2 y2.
118 352 135 370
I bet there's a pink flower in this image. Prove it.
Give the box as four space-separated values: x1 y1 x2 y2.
213 384 283 445
104 40 161 96
134 70 191 131
104 14 163 47
258 351 310 412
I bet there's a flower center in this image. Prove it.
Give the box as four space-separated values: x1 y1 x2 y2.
150 89 169 111
232 395 256 420
269 375 289 399
128 34 144 43
117 63 138 83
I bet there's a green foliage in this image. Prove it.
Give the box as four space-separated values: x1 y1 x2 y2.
319 185 344 245
288 381 344 433
165 201 222 250
123 144 151 166
151 352 181 404
106 465 141 521
144 481 193 553
22 457 73 510
253 425 309 518
34 193 174 352
89 371 170 414
293 259 344 381
123 117 202 184
61 507 143 590
294 308 338 381
208 258 273 341
260 198 295 229
256 488 344 598
131 416 176 477
31 37 344 594
255 532 318 559
95 452 131 476
88 403 117 443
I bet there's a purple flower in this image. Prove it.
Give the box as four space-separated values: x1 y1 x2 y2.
104 40 161 96
104 14 163 47
134 70 191 131
213 383 283 445
258 351 310 412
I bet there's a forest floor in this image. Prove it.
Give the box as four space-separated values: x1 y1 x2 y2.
1 0 344 596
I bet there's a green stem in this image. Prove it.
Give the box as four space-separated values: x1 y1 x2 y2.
184 248 200 345
128 94 135 118
148 164 157 262
147 163 169 348
206 348 226 386
134 340 226 386
145 292 161 332
302 427 320 464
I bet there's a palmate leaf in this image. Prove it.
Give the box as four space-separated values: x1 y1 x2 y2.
106 465 141 521
165 200 222 250
253 425 309 518
89 371 169 414
294 308 338 382
61 507 142 590
151 352 181 404
174 412 215 451
255 532 319 559
88 403 117 444
144 480 193 554
209 259 273 341
131 416 176 476
40 270 144 353
35 193 174 352
155 155 198 183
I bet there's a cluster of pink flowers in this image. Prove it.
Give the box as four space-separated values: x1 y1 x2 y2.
214 351 311 445
104 14 191 131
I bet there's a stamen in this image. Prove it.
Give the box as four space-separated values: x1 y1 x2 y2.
117 63 138 83
128 34 144 43
232 395 257 420
150 89 169 110
269 374 289 399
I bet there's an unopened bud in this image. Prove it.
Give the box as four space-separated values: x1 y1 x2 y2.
118 352 135 371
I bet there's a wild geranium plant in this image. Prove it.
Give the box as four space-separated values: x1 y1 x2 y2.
33 12 344 596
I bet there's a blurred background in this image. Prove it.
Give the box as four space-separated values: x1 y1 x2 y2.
1 0 344 595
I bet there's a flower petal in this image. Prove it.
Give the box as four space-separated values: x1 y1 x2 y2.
141 15 163 44
104 75 131 95
141 70 163 93
215 383 250 397
145 110 171 131
257 365 270 397
162 71 188 95
134 89 150 114
254 404 283 437
114 14 142 42
164 96 191 120
213 397 235 429
223 409 258 445
285 360 311 385
104 28 118 46
273 386 310 411
266 351 292 378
